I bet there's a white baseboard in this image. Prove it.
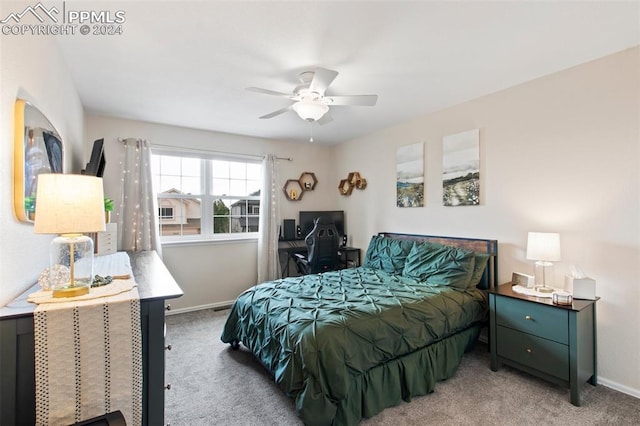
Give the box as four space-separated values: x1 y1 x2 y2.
165 300 234 316
598 378 640 399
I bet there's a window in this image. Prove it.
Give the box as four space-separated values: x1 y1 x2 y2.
151 150 262 240
158 207 174 220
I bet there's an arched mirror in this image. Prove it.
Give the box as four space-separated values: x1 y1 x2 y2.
13 99 64 223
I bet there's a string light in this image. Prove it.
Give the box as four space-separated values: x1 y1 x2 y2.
119 138 158 252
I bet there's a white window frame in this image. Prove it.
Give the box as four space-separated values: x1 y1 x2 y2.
151 147 262 244
158 207 174 220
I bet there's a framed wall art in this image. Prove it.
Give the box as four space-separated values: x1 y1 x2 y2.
396 142 424 207
442 129 479 206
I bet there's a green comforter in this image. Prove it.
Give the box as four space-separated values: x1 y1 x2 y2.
221 267 487 425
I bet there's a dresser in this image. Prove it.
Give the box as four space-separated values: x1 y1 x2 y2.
489 283 598 406
95 222 118 255
0 251 183 425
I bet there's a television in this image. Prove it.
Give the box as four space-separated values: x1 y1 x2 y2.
299 210 345 239
83 138 106 177
42 130 63 173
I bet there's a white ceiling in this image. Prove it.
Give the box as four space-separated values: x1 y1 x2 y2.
55 1 640 145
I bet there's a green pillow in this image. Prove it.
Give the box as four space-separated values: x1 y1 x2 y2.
363 235 415 274
402 242 476 289
468 253 490 288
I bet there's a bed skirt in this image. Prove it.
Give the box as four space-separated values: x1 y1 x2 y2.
297 324 482 426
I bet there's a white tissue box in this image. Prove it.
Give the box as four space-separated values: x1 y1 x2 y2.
564 276 596 300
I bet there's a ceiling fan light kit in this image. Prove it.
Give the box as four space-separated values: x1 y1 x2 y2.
292 98 329 121
247 67 378 132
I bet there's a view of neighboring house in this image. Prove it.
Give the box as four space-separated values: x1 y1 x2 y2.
157 188 201 236
158 189 260 235
229 190 260 233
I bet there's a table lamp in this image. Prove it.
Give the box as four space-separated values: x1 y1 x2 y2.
34 174 106 298
526 232 561 293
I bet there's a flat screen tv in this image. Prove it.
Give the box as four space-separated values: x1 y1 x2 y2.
42 130 63 173
83 138 106 177
299 210 345 239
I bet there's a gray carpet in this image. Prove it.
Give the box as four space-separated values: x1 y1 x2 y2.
165 309 640 425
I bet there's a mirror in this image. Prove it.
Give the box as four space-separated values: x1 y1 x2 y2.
13 99 64 223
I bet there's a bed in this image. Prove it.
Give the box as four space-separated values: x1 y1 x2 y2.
221 232 498 425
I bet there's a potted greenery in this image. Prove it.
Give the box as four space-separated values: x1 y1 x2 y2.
104 197 114 223
24 196 36 221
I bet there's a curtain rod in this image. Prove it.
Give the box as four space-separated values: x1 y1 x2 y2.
117 138 292 161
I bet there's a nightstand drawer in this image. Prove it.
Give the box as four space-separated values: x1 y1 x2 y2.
496 296 568 344
497 326 569 381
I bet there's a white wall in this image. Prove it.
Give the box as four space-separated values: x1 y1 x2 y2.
0 26 85 306
332 47 640 396
84 115 336 311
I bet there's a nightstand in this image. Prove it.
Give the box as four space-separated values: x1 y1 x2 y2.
489 283 598 406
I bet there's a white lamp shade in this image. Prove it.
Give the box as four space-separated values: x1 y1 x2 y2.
526 232 561 262
34 174 106 234
292 99 329 121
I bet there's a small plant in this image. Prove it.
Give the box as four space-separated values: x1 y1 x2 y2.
104 197 114 212
24 196 36 212
104 197 114 223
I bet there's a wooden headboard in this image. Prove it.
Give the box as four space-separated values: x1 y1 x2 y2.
378 232 499 290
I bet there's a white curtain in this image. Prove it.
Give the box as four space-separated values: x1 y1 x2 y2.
118 138 162 256
257 154 281 282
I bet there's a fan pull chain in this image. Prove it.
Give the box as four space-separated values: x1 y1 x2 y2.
309 121 314 143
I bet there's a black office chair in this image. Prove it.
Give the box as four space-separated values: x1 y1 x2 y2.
294 219 340 275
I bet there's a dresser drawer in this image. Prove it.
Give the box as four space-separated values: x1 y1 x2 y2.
97 236 116 255
96 223 118 256
496 296 568 344
497 326 569 381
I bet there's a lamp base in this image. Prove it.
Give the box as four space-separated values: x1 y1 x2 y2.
533 260 556 294
50 234 94 298
535 285 555 294
53 284 90 298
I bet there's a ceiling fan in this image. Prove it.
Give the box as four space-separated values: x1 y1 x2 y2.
247 67 378 125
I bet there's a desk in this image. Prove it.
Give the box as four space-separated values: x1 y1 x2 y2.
278 242 361 277
0 251 183 426
338 247 361 268
279 244 307 277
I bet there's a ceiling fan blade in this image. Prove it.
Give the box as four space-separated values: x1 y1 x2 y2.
309 68 338 95
328 95 378 106
259 105 292 119
246 87 292 98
